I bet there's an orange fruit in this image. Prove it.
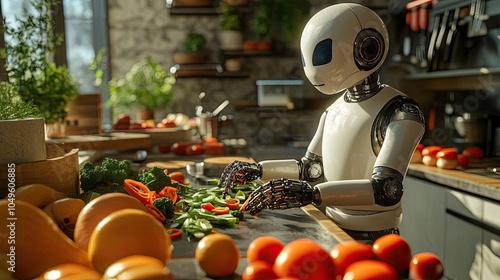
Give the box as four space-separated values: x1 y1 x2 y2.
103 255 174 280
38 263 102 280
88 209 172 273
195 233 240 278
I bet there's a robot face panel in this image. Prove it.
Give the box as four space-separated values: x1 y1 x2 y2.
300 4 389 95
312 39 333 66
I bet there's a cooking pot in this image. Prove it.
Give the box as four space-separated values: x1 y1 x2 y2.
452 114 486 147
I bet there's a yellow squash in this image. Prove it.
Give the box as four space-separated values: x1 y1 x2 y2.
14 184 66 208
0 200 91 280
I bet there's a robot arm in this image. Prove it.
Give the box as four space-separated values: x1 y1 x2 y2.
218 112 327 195
245 113 425 215
317 117 425 207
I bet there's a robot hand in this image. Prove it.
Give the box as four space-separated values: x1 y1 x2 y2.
218 161 262 195
244 178 319 215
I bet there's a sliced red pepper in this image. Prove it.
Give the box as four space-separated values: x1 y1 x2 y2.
212 206 230 215
149 191 159 205
159 186 179 203
166 228 182 239
201 202 215 212
123 179 151 205
225 198 240 210
145 204 166 223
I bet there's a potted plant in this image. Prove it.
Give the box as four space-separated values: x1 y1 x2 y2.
0 81 47 165
107 56 176 121
219 1 244 50
173 32 209 64
1 0 79 138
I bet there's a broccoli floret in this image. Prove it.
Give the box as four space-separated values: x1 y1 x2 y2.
80 161 102 192
79 158 138 192
138 166 176 193
152 197 175 218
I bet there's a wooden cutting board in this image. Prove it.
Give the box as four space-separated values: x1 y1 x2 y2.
203 156 255 167
203 156 255 178
146 160 195 170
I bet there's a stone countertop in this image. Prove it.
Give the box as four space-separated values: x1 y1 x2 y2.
407 163 500 202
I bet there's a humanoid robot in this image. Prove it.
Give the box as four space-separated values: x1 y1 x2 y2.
218 3 425 242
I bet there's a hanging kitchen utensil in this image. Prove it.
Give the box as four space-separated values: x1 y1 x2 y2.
416 4 429 68
426 13 441 68
442 7 460 69
430 10 449 71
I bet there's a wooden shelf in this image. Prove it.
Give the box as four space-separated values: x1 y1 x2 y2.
404 67 500 91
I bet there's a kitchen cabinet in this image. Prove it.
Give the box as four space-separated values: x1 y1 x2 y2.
399 176 447 259
401 175 500 279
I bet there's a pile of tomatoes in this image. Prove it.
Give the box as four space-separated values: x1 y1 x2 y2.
412 143 484 170
158 138 225 156
240 234 444 280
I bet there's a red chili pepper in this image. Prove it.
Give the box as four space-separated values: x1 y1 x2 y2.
225 198 240 210
201 202 215 212
123 179 151 205
159 186 179 203
212 206 230 215
145 204 166 223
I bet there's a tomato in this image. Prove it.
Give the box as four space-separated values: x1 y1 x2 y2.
186 143 204 155
416 143 424 152
157 144 171 153
409 252 444 280
330 241 375 278
343 260 399 280
457 154 470 167
246 236 285 264
226 198 240 210
242 260 278 280
212 206 230 215
372 234 412 272
273 238 336 280
204 141 225 155
421 146 442 157
172 142 192 155
462 147 484 159
436 147 458 160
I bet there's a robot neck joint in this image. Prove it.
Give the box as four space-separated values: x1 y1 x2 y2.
345 71 382 103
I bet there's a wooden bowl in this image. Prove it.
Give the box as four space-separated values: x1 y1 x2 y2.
0 149 80 198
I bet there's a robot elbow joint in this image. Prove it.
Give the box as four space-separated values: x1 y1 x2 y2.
372 177 403 206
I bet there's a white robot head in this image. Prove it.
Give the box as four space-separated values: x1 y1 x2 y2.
300 4 389 95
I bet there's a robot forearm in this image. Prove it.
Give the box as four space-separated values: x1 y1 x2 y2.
315 166 403 207
260 151 324 182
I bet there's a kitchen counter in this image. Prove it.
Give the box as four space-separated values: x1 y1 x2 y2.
167 205 352 280
407 163 500 202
